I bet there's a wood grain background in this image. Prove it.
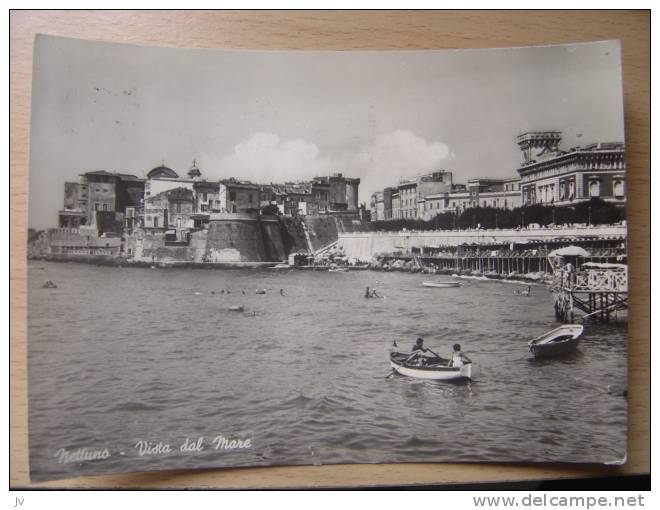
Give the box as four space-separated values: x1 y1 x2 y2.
9 10 650 489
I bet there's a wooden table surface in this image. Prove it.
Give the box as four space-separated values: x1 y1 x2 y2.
9 10 650 489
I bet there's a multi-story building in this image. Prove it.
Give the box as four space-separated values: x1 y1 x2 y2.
466 177 522 210
59 162 362 236
377 172 522 221
58 171 144 232
218 179 260 213
143 186 194 240
516 132 626 207
311 174 361 212
387 171 453 219
260 174 361 216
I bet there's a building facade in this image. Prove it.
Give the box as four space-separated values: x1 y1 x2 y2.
516 132 626 207
59 170 144 232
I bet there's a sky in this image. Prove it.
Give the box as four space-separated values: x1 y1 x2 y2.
28 36 625 229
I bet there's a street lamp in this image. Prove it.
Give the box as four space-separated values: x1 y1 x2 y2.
587 205 591 226
521 210 525 229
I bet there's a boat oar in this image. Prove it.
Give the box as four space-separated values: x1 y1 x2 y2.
386 351 418 379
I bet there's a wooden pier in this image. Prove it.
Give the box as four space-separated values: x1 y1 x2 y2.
550 263 628 323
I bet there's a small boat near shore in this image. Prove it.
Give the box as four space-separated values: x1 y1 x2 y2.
389 352 474 381
528 324 584 358
328 267 349 273
422 281 461 288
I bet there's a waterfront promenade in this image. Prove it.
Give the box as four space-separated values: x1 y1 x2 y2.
338 224 627 260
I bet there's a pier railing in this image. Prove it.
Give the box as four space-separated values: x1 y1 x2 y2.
552 266 628 293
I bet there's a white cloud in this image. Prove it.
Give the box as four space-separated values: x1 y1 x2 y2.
347 130 451 203
202 130 451 205
203 132 333 183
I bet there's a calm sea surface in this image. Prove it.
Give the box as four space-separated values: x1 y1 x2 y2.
27 261 627 481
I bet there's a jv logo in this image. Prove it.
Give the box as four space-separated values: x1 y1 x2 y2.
12 497 24 507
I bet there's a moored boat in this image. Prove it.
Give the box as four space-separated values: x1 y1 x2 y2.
528 324 584 358
328 267 349 273
389 352 474 381
422 281 461 288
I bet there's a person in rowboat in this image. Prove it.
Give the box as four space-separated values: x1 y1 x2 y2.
410 337 433 365
449 343 471 367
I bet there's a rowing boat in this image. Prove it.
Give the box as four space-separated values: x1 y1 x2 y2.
389 352 474 381
528 324 584 358
422 281 461 288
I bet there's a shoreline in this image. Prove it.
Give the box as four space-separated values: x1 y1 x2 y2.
27 256 280 270
28 255 551 285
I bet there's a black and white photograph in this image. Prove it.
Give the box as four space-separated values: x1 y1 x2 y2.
27 35 629 481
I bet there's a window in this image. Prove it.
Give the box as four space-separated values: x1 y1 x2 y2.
154 217 159 228
589 180 600 197
614 180 624 197
249 193 253 204
201 204 207 212
94 203 100 211
103 204 108 211
202 192 207 202
176 203 181 213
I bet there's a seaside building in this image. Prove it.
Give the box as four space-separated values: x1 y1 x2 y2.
313 174 361 213
368 131 625 223
218 179 261 214
260 174 361 216
58 170 144 233
386 171 454 220
516 132 626 207
57 162 362 248
143 187 195 241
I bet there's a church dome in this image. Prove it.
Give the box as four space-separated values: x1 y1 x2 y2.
147 165 179 179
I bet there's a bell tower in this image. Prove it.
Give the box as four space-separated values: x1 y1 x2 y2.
517 131 562 165
187 159 202 180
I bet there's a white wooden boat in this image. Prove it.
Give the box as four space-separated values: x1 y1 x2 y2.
528 324 584 358
389 352 475 381
422 281 461 288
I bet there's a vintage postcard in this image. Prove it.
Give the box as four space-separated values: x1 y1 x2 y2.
27 36 628 481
